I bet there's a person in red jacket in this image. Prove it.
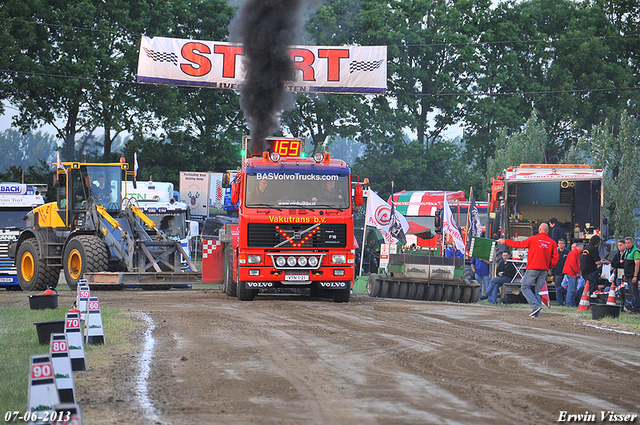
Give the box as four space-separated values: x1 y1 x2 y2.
562 242 583 307
498 223 559 317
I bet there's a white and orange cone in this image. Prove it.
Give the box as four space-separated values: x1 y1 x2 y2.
606 282 617 306
577 282 591 312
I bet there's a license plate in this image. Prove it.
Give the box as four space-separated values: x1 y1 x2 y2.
284 274 308 281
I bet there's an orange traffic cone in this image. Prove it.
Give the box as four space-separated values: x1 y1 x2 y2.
606 282 617 306
577 282 591 311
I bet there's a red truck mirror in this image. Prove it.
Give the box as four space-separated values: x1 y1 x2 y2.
230 181 240 204
353 185 363 208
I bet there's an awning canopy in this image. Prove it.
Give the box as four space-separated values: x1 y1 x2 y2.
390 191 466 216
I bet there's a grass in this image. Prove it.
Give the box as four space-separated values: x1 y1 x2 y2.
0 306 140 415
476 299 640 333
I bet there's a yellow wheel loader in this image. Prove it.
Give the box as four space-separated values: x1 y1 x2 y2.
9 162 200 290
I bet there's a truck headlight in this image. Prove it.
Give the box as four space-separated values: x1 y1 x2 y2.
308 256 319 267
287 256 297 267
247 255 261 264
334 269 345 276
331 254 346 264
276 256 286 267
297 256 308 267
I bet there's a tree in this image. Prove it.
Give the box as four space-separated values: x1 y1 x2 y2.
0 129 57 172
566 112 640 238
486 111 547 181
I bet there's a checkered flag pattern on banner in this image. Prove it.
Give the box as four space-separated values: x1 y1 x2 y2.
143 47 178 66
349 59 384 74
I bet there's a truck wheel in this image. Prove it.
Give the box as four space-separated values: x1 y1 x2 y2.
408 283 418 299
332 286 350 303
237 281 258 301
442 285 454 301
451 286 462 303
17 239 60 291
415 283 426 300
388 282 400 298
469 286 481 303
223 246 236 297
433 284 444 301
461 286 473 303
425 284 436 301
63 235 108 290
379 280 390 298
366 274 381 297
398 282 409 299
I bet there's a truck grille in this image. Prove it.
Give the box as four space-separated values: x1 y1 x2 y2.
247 223 347 248
0 240 16 273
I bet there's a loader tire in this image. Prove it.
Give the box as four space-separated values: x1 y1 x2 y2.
425 284 436 301
17 239 60 291
415 283 426 300
63 235 108 290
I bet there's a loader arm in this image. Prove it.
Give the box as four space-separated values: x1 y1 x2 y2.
94 205 135 269
129 205 168 241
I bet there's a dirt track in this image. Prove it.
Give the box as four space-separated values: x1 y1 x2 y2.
5 289 640 424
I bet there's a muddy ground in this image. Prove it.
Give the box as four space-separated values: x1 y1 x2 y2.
4 289 640 425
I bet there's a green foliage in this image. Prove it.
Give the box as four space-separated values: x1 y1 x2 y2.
567 112 640 238
352 138 477 200
0 129 57 173
486 111 548 180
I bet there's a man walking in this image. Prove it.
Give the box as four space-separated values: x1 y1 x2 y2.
498 223 559 317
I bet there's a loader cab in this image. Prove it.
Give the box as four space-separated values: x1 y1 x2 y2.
57 164 124 226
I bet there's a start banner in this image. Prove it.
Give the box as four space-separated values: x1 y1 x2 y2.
137 36 386 95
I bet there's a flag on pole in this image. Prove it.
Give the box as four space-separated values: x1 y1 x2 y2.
56 152 66 171
469 190 482 239
443 194 466 254
133 153 139 189
389 197 407 245
540 282 551 308
365 190 409 245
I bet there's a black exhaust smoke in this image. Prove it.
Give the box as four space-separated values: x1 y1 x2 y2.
230 0 302 156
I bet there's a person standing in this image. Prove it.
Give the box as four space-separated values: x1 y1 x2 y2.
471 257 491 297
549 218 565 244
580 235 610 296
622 237 640 313
562 242 583 307
550 238 569 304
611 240 627 311
498 223 559 317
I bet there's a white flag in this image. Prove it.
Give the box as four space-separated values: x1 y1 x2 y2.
365 190 409 245
56 152 66 171
443 194 466 253
134 152 139 178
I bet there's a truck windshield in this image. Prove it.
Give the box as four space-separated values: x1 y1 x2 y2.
144 213 187 240
0 209 31 229
245 173 350 209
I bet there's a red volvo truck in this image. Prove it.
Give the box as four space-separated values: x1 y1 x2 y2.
219 136 363 302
